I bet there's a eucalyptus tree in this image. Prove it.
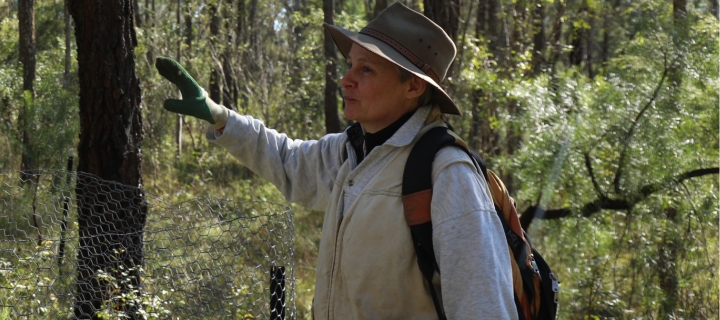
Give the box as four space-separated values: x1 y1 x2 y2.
68 0 146 318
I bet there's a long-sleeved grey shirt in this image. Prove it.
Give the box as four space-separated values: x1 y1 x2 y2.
207 105 517 319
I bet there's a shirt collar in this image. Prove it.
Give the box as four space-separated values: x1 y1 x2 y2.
382 104 435 147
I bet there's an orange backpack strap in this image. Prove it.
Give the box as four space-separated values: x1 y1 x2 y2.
402 126 559 320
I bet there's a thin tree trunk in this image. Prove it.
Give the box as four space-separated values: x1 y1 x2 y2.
323 0 341 133
134 0 142 27
423 0 461 41
586 8 595 78
236 0 248 112
548 0 566 70
423 0 461 81
209 1 222 104
184 1 193 54
472 0 500 157
18 0 36 182
488 0 509 71
373 0 388 19
601 0 622 67
568 17 584 66
68 0 145 318
64 0 72 88
670 0 687 89
531 0 546 75
236 0 245 46
222 3 236 111
469 0 487 151
510 0 527 69
175 0 183 156
658 207 679 318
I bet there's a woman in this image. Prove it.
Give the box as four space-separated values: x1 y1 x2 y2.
156 3 516 319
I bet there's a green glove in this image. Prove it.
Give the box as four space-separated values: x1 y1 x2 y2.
155 56 228 128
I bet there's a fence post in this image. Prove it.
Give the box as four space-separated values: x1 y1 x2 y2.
270 265 285 320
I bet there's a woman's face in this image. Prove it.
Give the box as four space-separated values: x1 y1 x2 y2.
341 44 424 133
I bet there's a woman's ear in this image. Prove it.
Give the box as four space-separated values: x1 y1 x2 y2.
405 76 428 100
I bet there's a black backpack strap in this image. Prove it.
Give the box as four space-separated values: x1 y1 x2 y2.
402 126 455 320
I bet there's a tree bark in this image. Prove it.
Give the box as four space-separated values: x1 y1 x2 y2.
530 0 545 75
658 207 679 318
423 0 461 81
68 0 145 318
600 0 621 67
184 1 193 54
423 0 461 41
373 0 388 19
220 3 236 111
469 0 487 152
133 0 142 27
209 2 222 106
670 0 686 89
586 7 595 78
323 0 341 133
176 0 183 156
64 0 72 88
18 0 36 182
472 0 499 157
488 0 509 70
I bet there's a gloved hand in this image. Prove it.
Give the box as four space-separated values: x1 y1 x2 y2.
155 56 229 129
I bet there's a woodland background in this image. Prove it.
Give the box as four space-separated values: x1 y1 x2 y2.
0 0 718 319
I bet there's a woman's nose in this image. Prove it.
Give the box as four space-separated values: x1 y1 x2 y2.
340 70 354 88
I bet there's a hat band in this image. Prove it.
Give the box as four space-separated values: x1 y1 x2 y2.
359 27 440 83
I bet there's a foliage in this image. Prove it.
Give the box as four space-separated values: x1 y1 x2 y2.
0 0 717 319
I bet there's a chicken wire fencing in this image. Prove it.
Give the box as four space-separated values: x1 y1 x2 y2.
0 169 295 319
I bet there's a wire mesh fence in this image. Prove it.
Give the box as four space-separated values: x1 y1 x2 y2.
0 170 295 319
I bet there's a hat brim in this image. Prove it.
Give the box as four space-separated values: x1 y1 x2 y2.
323 23 461 116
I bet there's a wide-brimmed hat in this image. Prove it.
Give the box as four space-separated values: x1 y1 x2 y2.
324 2 460 115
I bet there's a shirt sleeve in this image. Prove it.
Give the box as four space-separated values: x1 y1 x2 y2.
205 110 346 211
430 147 518 320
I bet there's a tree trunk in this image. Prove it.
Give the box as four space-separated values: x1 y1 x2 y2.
176 0 183 156
510 0 527 69
548 0 566 70
236 0 245 46
531 0 546 75
488 0 509 71
568 21 584 66
423 0 461 82
184 1 193 54
373 0 389 19
221 3 236 111
670 0 686 89
470 0 487 152
323 0 341 133
133 0 142 27
210 1 222 104
423 0 461 41
479 0 505 158
64 0 72 88
68 0 145 318
18 0 36 182
586 9 595 78
658 207 679 318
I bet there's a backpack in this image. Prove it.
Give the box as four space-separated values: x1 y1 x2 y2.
402 126 560 320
